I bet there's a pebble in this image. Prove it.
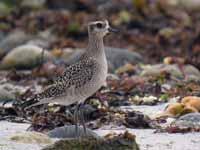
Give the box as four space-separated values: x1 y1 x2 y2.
181 96 200 112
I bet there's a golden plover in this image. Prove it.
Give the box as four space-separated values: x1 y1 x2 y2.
26 20 117 132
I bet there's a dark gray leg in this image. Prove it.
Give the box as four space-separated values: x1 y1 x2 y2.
74 103 80 138
79 103 87 135
74 102 87 138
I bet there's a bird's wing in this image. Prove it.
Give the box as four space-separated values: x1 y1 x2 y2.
26 57 97 107
54 57 97 89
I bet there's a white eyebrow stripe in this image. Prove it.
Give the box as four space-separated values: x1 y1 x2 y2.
94 21 103 24
88 21 104 26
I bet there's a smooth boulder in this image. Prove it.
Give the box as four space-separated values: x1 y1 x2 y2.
48 125 101 139
0 30 33 59
0 45 53 70
170 113 200 130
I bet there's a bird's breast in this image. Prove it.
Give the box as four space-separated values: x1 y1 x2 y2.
96 53 108 82
72 54 108 102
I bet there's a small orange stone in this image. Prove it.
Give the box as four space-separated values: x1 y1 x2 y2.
155 103 185 118
51 49 63 58
165 103 185 116
181 96 200 112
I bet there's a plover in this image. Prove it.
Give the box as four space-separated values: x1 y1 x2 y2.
26 20 117 132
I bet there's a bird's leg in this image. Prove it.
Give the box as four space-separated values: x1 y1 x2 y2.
79 103 87 135
74 103 80 138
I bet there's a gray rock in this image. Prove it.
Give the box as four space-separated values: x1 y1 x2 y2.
171 113 200 129
0 83 30 100
0 85 16 109
0 44 54 70
21 0 46 9
48 125 101 140
47 0 76 10
27 30 57 49
65 47 143 72
0 30 33 59
0 29 56 60
142 64 183 78
142 64 200 81
182 65 200 81
0 83 33 114
0 86 15 101
179 113 200 122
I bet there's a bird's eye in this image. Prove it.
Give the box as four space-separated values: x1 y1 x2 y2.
96 23 103 28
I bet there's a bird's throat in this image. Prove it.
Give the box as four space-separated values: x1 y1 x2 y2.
87 34 105 58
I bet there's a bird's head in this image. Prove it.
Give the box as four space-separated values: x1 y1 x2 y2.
88 20 117 37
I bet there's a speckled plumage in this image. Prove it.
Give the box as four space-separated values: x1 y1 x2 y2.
29 20 111 107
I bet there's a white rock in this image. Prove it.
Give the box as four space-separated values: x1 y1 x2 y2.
0 86 15 101
0 44 53 70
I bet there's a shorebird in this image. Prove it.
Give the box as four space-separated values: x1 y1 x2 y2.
25 20 117 134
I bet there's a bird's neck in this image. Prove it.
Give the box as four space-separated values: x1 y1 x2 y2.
86 34 105 58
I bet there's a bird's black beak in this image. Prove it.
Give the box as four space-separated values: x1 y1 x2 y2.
108 27 119 33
